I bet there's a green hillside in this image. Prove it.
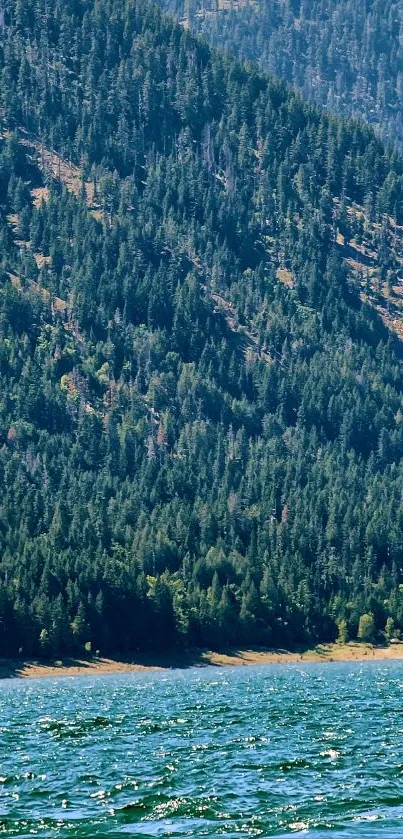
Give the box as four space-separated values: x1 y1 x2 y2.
159 0 403 154
0 0 403 657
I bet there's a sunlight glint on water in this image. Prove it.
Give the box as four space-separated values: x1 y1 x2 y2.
1 662 403 837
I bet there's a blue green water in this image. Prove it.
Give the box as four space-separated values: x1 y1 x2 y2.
1 662 403 837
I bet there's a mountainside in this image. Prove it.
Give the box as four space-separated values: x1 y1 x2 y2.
1 0 403 658
159 0 403 155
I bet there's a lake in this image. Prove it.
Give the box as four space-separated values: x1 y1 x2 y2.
1 661 403 837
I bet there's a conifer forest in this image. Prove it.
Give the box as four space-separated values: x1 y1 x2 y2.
1 0 403 658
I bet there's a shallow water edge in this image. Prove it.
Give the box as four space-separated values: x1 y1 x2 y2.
2 640 403 679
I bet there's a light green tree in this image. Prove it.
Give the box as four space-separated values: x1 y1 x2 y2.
385 617 396 642
357 613 376 643
336 618 348 644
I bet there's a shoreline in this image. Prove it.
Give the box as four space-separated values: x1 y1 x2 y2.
2 642 403 679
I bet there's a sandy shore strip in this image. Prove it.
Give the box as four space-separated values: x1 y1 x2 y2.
1 642 403 679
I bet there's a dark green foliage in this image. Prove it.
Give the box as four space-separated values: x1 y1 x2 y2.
159 0 403 154
0 0 403 658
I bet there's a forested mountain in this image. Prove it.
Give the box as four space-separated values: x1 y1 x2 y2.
1 0 403 658
159 0 403 155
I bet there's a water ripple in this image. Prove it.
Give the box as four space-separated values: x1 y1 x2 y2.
1 662 403 836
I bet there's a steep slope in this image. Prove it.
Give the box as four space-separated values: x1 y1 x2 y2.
1 0 403 658
159 0 403 154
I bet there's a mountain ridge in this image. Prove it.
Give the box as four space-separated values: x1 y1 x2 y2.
159 0 403 154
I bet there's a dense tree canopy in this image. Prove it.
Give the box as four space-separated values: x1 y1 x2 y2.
159 0 403 154
0 0 403 658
